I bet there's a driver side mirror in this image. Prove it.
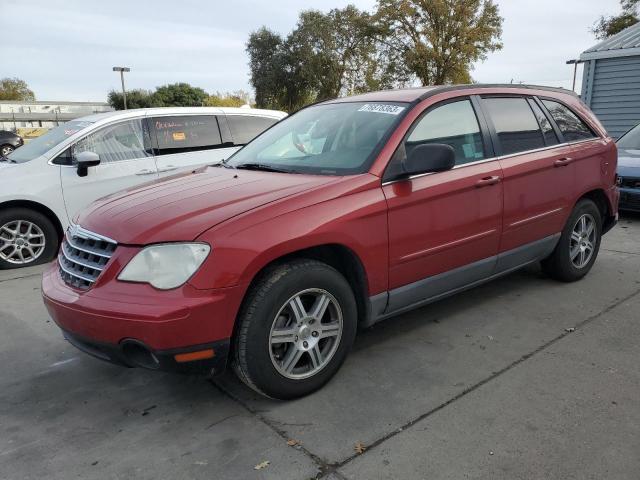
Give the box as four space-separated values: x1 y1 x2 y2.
403 143 455 177
75 151 101 177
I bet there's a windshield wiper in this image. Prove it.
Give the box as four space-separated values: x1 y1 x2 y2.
210 158 235 169
234 163 297 174
0 155 16 163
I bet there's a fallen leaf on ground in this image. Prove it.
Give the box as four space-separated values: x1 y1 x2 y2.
286 439 299 446
254 460 270 470
354 442 366 454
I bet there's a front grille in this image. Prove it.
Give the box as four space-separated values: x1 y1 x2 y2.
619 176 640 189
58 225 117 290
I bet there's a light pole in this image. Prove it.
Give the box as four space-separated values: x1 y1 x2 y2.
112 66 131 109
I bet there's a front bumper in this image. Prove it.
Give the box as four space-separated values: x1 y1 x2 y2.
63 329 230 376
42 262 246 375
619 188 640 212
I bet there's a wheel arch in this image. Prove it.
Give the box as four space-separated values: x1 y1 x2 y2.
0 199 64 245
233 243 372 344
576 188 615 233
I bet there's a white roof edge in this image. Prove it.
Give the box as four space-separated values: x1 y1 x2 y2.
77 106 287 124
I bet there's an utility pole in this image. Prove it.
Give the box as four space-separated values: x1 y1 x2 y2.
112 67 131 109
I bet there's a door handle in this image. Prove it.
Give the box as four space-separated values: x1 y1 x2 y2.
475 175 501 188
554 157 573 167
136 169 156 176
158 165 178 173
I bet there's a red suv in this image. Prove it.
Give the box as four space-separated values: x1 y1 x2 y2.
43 85 619 399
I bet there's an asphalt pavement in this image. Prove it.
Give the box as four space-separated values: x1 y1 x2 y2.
1 214 639 480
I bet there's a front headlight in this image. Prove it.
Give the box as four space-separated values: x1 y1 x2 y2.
118 243 210 290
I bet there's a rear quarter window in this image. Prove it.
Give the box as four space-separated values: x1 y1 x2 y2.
227 115 278 145
541 100 596 142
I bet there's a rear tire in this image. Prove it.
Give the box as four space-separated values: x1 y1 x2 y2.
541 199 602 282
233 259 357 400
0 208 59 270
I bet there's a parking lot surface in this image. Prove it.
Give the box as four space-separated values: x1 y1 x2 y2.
1 215 639 480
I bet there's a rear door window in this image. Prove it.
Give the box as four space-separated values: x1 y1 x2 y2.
483 97 546 155
541 100 596 142
151 115 222 155
227 115 278 145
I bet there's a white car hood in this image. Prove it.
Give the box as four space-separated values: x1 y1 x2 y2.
0 161 19 171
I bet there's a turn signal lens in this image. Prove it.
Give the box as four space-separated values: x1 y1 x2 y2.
174 349 215 363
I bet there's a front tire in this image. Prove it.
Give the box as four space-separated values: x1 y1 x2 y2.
0 208 59 269
542 199 602 282
233 259 357 400
1 144 14 157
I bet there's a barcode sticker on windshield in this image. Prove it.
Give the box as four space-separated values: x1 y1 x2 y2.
358 104 405 115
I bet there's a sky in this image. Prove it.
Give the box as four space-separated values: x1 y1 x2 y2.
0 0 623 102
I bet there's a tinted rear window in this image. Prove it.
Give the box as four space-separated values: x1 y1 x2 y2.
483 97 545 155
152 115 222 155
541 100 596 142
227 115 278 145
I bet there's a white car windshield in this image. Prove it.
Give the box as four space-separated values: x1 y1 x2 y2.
226 102 409 175
6 120 94 163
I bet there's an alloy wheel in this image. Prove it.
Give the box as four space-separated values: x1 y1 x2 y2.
1 145 14 156
269 288 343 380
569 213 596 269
0 220 46 265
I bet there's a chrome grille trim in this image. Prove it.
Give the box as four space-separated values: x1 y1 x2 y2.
58 225 118 290
65 234 113 258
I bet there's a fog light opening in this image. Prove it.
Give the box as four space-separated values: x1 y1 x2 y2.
121 340 160 370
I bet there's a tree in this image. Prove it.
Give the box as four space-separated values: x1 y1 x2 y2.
247 27 314 111
593 0 639 39
375 0 503 85
288 6 392 100
205 90 252 107
0 77 35 101
247 7 406 111
152 83 208 107
107 89 159 110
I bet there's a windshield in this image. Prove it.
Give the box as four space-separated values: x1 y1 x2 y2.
226 102 409 175
617 124 640 149
6 120 94 163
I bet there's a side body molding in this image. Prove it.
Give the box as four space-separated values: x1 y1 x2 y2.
363 234 560 327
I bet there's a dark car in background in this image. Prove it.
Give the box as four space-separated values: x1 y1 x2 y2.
0 130 24 157
616 124 640 212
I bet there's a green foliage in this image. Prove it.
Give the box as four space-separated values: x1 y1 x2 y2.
593 0 639 39
247 27 315 111
247 6 406 111
107 89 159 110
0 77 35 101
205 90 252 107
247 1 503 111
376 0 503 86
107 83 211 110
152 83 208 107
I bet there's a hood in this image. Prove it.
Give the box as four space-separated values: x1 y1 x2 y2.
0 161 18 171
617 148 640 178
77 167 340 244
